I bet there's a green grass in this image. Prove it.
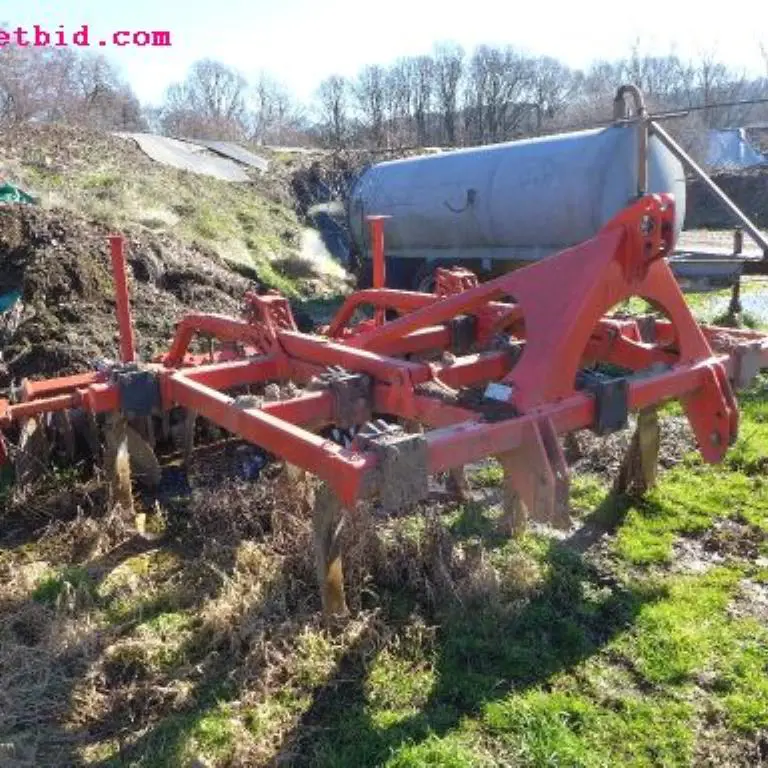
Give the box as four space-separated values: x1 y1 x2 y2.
614 459 768 566
612 281 767 330
179 703 238 764
32 565 95 605
570 474 609 515
384 733 494 767
469 460 503 488
482 690 694 766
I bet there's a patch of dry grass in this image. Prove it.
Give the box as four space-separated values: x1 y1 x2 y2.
0 459 551 766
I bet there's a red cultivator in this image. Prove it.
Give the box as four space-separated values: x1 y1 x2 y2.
2 194 767 615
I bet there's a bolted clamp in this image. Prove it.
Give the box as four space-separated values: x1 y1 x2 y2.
730 342 764 391
317 366 373 430
448 314 477 355
575 369 629 436
356 420 429 511
635 315 657 343
110 363 161 418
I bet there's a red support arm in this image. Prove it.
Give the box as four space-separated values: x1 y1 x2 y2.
108 235 136 363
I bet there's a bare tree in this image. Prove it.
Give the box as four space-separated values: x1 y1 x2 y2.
581 60 622 97
161 59 247 139
408 55 434 146
0 46 77 124
34 50 78 123
383 60 412 147
193 59 246 122
354 64 386 147
160 82 199 136
142 105 164 134
694 51 731 107
465 45 533 144
3 31 766 151
72 54 127 128
434 42 464 145
529 56 575 132
691 51 748 127
623 44 694 107
0 43 144 130
111 85 146 131
317 75 350 148
251 74 302 145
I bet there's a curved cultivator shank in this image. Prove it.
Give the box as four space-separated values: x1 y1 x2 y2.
1 194 767 617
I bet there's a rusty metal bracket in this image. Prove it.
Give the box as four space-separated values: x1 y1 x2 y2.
682 362 738 461
356 420 429 511
317 366 373 429
448 314 477 355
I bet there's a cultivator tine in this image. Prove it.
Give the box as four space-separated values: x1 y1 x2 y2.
106 414 134 515
125 425 162 488
131 416 156 451
498 478 527 537
400 417 468 501
282 461 306 489
183 410 197 466
313 483 348 618
14 417 50 487
614 408 660 497
497 417 571 535
104 414 161 489
62 407 102 463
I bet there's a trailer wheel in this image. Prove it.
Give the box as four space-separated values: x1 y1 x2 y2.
413 261 441 293
356 257 423 290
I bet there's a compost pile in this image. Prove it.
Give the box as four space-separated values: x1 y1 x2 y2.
684 166 768 229
0 122 153 181
0 204 253 386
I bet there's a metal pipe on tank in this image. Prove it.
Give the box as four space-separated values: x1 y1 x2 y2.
614 85 648 197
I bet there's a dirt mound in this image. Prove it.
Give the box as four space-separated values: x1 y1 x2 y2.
268 146 431 220
684 166 768 229
0 204 254 384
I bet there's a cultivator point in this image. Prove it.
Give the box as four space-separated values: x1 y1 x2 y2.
2 194 768 616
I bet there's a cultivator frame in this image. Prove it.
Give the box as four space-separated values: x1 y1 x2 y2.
2 194 768 615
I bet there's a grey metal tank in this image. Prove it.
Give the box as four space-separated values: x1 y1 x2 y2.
348 122 686 271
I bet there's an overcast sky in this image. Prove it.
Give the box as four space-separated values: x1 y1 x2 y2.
9 0 768 106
